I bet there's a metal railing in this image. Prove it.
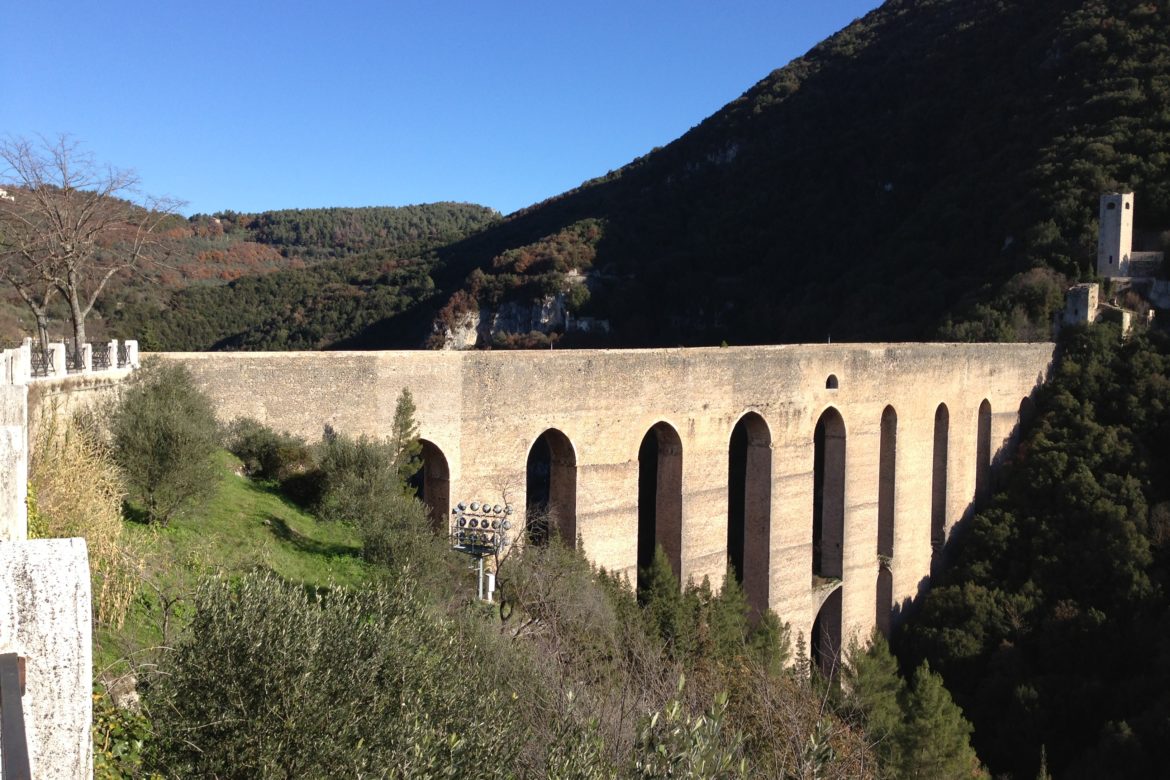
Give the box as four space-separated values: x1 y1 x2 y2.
28 345 51 378
0 653 31 780
64 343 83 373
92 343 111 371
4 338 140 384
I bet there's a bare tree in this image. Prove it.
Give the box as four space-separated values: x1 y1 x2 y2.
0 135 181 360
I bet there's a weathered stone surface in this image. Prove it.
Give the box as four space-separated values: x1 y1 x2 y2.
159 342 1054 646
0 383 28 542
0 538 92 779
26 369 133 445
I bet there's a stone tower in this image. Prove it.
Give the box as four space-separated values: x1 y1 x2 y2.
1097 192 1134 277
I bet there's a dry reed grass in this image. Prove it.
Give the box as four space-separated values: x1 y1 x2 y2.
29 408 144 629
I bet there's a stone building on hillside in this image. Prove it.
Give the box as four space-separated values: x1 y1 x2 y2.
1062 282 1100 327
1097 192 1165 278
1059 281 1150 336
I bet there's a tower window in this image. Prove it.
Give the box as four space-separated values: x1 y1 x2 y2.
1107 202 1117 210
826 375 839 390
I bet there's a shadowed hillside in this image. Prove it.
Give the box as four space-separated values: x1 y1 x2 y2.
113 0 1170 351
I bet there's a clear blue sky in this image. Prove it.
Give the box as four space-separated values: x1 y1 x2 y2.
3 1 881 216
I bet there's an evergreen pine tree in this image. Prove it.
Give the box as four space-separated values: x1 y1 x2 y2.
642 546 690 658
746 609 791 677
792 632 811 685
843 631 906 778
708 568 750 665
390 388 422 486
681 576 711 663
1036 746 1051 780
899 661 986 779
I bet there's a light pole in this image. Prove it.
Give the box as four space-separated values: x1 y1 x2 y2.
451 500 513 601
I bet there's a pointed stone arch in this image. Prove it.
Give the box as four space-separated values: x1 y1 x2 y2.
1019 396 1035 427
812 587 843 677
525 428 577 545
727 411 771 615
813 407 846 582
976 399 992 502
877 405 897 561
876 405 897 636
637 421 683 594
414 439 450 533
876 566 893 638
931 403 950 564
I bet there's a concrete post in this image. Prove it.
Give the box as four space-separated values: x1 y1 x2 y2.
48 343 66 377
81 344 93 373
108 340 118 370
125 340 140 369
0 538 93 778
16 339 32 386
0 379 28 541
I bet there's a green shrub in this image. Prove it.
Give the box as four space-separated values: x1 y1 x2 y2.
632 681 747 779
110 363 220 525
313 428 398 523
145 572 523 778
223 417 312 482
93 683 157 780
355 489 457 590
311 428 454 585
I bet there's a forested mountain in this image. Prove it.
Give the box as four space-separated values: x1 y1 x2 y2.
110 0 1170 351
0 201 496 347
63 203 492 349
418 0 1170 348
201 203 501 262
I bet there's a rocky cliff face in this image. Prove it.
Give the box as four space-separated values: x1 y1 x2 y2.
436 295 568 349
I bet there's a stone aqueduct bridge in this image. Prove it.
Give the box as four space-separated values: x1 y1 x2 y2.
161 342 1054 659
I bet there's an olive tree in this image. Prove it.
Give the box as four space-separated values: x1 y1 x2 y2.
110 362 220 525
147 572 523 778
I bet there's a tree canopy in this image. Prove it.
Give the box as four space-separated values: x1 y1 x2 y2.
898 325 1170 778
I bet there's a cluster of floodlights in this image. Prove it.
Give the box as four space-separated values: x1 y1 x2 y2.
452 501 513 555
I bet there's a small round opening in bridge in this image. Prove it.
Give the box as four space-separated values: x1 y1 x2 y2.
825 374 839 390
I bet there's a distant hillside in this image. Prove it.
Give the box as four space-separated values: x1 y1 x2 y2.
114 0 1170 351
85 203 496 348
411 0 1170 349
200 203 501 262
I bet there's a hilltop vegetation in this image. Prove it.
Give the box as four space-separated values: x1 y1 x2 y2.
143 202 498 288
206 203 499 260
102 0 1170 351
112 252 439 351
101 204 497 351
0 202 497 348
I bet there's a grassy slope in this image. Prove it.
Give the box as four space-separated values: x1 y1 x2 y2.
95 451 371 670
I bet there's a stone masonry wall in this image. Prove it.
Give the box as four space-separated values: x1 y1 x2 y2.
160 343 1055 647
